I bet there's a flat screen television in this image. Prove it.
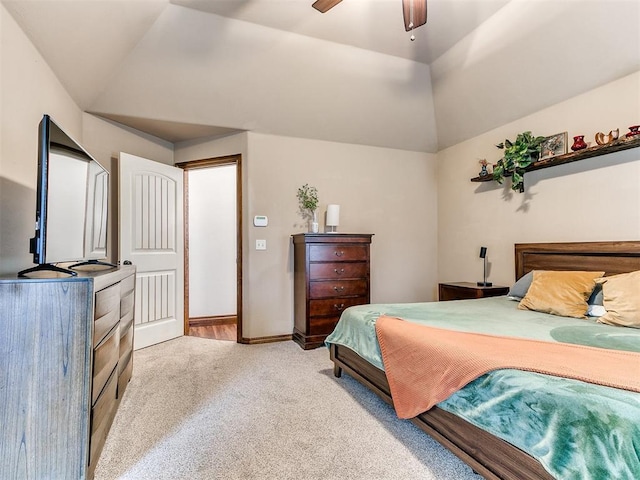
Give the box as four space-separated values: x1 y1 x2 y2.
18 115 111 277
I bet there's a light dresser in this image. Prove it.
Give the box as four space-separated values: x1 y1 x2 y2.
0 265 135 479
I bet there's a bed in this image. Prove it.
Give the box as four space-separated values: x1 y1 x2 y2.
326 241 640 480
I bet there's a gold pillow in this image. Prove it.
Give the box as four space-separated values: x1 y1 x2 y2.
595 270 640 328
518 270 604 318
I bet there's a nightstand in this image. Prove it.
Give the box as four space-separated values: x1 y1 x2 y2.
438 282 509 301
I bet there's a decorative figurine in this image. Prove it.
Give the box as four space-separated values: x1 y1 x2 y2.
478 159 489 176
595 129 619 145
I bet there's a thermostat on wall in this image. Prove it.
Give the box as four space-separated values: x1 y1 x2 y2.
253 215 268 227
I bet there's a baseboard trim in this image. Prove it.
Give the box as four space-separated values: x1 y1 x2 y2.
189 315 236 327
241 334 292 345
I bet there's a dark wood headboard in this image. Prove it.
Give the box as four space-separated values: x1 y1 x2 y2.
515 241 640 280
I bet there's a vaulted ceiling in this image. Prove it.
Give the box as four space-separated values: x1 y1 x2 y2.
2 0 639 151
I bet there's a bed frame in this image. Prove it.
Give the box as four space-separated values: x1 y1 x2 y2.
330 241 640 480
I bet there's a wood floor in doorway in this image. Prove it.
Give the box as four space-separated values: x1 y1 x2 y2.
188 324 237 342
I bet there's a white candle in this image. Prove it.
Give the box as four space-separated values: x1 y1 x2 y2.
326 204 340 226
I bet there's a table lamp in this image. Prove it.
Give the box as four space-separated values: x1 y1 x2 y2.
477 246 492 286
326 204 340 233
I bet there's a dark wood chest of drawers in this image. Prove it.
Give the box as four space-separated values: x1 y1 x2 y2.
293 233 373 349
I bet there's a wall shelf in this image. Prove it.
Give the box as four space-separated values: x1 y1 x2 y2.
471 135 640 183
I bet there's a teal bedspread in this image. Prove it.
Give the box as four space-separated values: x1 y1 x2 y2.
325 297 640 480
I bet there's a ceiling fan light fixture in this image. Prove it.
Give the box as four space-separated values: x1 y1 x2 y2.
312 0 344 13
402 0 427 32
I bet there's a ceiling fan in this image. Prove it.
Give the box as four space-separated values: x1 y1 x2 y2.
312 0 427 33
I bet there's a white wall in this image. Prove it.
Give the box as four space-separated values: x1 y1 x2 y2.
0 4 84 274
431 0 640 149
176 132 437 339
90 4 436 153
437 71 640 288
188 165 237 318
82 114 174 167
0 3 177 275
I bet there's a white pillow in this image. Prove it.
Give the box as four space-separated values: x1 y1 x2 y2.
586 304 606 317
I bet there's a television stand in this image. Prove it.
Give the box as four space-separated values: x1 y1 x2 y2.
18 263 77 278
69 259 117 271
1 265 136 478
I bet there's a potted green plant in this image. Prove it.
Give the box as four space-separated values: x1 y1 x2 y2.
297 184 319 232
492 131 545 192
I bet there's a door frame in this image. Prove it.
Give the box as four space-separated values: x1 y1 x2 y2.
177 154 244 343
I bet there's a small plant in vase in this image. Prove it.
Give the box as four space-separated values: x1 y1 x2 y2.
297 184 319 232
492 131 545 193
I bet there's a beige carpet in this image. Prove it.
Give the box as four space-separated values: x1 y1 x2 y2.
94 336 480 480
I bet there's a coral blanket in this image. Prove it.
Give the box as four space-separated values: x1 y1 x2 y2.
375 315 640 419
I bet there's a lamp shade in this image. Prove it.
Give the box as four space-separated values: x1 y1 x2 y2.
326 204 340 226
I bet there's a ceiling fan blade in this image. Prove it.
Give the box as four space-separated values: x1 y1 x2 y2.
402 0 427 32
312 0 343 13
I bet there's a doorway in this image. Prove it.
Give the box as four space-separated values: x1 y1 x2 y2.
178 155 243 342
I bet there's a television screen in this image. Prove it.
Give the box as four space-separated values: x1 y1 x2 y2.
21 115 109 276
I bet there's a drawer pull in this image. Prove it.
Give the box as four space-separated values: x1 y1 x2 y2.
333 303 345 311
334 268 345 275
334 250 344 257
333 286 345 292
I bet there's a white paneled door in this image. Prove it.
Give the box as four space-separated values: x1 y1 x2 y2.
119 152 184 350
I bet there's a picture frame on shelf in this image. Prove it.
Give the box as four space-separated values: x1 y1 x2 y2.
540 132 568 160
